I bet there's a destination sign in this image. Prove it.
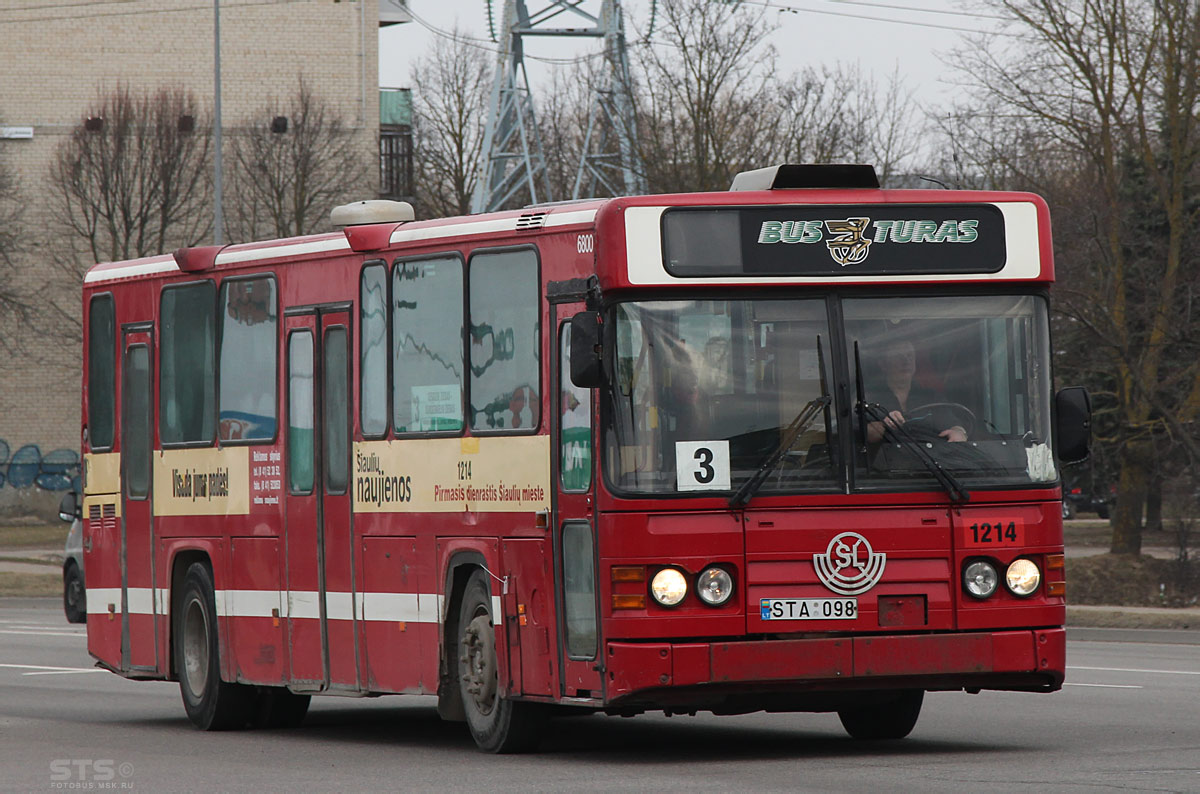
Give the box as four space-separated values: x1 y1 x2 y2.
662 204 1007 277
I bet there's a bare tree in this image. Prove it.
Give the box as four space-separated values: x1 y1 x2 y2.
0 115 32 362
49 86 212 264
226 78 369 240
780 63 925 186
538 62 601 200
947 0 1200 554
38 87 211 376
409 30 491 218
631 1 926 194
632 0 785 193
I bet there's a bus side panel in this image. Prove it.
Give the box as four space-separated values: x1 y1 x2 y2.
83 494 122 671
361 536 424 693
502 539 556 698
229 537 285 685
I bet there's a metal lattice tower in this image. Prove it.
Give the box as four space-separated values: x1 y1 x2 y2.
574 0 647 199
472 0 646 214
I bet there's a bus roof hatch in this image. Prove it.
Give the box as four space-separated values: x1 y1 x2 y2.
729 163 880 191
330 199 415 226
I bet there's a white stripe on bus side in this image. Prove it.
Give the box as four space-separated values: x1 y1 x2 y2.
83 258 178 284
86 587 501 624
214 236 350 265
388 208 598 246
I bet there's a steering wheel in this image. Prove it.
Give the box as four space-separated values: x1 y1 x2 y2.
907 402 976 437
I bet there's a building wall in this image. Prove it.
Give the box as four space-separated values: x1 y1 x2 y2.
0 0 381 456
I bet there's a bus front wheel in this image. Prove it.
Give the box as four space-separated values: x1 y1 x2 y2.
837 690 924 740
175 562 253 730
457 570 545 753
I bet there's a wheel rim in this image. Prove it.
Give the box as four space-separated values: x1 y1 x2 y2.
182 596 209 697
461 609 497 716
66 576 83 608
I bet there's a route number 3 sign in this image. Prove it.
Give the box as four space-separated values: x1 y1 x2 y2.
675 440 731 491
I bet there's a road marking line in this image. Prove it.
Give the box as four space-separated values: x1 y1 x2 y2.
1068 665 1200 677
0 629 85 638
0 663 97 673
1064 682 1143 689
22 669 107 676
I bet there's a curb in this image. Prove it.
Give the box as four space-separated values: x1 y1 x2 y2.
1066 605 1200 632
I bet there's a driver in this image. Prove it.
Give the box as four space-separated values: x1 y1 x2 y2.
866 338 967 443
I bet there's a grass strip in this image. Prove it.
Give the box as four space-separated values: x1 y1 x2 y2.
0 572 61 597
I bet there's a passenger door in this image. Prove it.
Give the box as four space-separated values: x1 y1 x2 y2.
283 307 357 691
552 307 603 699
119 327 159 673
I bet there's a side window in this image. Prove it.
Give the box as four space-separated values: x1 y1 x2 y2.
393 256 464 433
160 281 217 445
87 295 116 450
361 263 388 437
287 331 314 494
218 277 277 442
559 321 591 491
469 249 539 432
324 326 350 494
122 345 151 499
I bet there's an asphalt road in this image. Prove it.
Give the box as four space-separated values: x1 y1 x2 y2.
2 598 1198 793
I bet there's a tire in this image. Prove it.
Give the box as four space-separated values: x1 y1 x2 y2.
457 570 545 753
837 690 924 740
1061 501 1075 520
253 686 310 729
63 563 86 624
175 562 253 730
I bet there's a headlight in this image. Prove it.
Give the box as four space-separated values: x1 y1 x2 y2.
1005 559 1042 597
964 560 999 599
696 567 734 606
650 568 688 607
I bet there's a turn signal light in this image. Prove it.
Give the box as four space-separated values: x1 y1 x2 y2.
1046 554 1065 571
1047 581 1065 597
611 566 646 583
612 593 645 610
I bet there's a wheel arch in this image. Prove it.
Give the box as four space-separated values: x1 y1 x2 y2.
167 548 216 683
436 550 490 721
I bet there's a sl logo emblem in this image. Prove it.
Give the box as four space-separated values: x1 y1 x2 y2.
814 532 886 595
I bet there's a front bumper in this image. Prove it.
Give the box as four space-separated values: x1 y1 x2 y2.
605 628 1064 710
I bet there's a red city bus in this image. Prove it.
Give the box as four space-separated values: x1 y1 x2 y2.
78 164 1091 752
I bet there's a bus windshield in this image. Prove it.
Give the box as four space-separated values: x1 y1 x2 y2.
602 294 1055 496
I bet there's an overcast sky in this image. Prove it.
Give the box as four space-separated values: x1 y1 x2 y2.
377 0 1004 104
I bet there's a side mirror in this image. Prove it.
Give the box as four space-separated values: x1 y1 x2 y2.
58 491 80 523
569 311 604 389
1055 386 1091 465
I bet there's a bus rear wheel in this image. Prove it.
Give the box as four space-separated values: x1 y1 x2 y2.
457 570 545 753
175 562 253 730
837 690 924 740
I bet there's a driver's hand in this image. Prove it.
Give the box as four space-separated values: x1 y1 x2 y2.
867 410 905 443
940 425 967 443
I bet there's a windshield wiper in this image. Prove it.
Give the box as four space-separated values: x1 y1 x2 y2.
729 395 831 508
854 342 970 504
730 334 832 509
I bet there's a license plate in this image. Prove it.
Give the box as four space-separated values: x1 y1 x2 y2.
760 598 858 621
